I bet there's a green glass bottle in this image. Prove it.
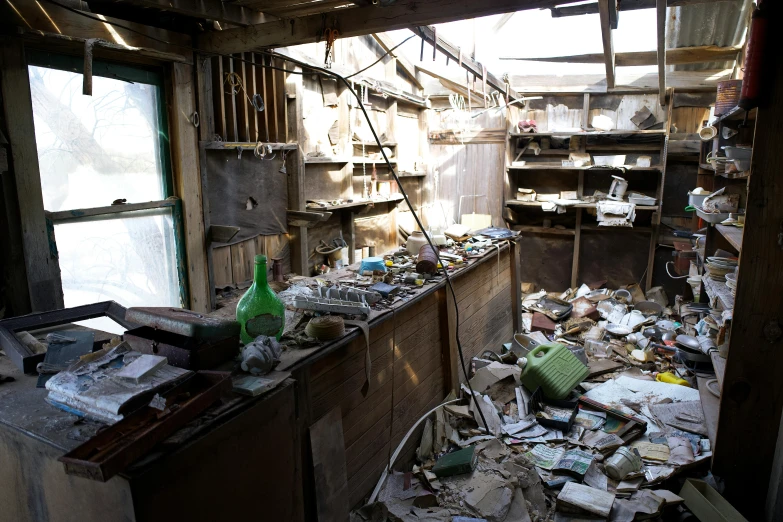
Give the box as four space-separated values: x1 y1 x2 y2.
236 255 285 344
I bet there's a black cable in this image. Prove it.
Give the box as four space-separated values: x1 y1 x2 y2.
344 34 416 79
36 0 494 435
268 50 492 434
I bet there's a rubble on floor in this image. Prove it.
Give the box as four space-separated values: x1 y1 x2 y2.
354 281 736 522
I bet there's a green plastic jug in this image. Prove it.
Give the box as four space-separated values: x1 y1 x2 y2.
518 342 589 400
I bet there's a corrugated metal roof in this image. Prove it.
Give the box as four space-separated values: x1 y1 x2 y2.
667 0 752 71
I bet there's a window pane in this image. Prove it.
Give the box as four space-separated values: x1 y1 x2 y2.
28 65 166 212
54 208 182 315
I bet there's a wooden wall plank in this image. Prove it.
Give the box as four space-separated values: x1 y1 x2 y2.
170 62 211 312
212 246 233 288
0 38 63 311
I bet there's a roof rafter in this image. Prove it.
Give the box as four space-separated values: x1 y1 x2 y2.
500 45 742 66
116 0 270 26
598 0 616 89
198 0 571 55
550 0 740 18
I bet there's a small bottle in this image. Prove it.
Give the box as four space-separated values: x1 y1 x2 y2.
236 255 285 344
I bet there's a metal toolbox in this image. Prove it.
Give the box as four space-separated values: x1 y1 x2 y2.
123 308 240 370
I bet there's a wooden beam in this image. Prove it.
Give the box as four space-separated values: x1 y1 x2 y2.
507 69 732 93
713 16 783 518
657 0 666 105
104 0 269 26
500 45 742 66
169 63 211 313
414 25 518 99
598 0 616 90
372 33 423 90
199 0 566 55
551 0 740 17
0 38 64 312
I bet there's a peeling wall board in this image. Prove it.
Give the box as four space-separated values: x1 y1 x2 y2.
230 239 255 285
579 232 650 289
204 149 288 242
517 235 574 291
305 164 350 202
354 213 395 253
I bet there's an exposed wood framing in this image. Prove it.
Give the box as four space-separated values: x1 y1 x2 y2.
598 0 616 89
500 45 742 67
0 38 64 312
9 0 191 60
508 69 732 93
550 0 740 17
713 33 783 520
656 0 667 105
371 33 422 90
415 64 485 105
169 63 211 313
198 0 567 54
100 0 269 26
414 25 519 99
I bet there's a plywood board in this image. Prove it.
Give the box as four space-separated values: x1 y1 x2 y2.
310 408 349 522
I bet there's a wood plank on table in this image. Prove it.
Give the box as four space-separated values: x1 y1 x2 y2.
711 351 726 392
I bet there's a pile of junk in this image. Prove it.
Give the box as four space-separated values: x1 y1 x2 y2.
352 282 740 522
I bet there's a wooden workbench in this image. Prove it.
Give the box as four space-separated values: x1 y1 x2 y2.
0 238 521 520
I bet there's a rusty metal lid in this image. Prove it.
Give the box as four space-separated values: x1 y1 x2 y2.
125 307 240 339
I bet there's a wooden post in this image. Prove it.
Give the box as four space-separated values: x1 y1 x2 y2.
0 38 64 312
286 71 309 275
598 0 616 90
510 237 523 333
712 35 783 520
656 0 667 105
571 171 585 288
170 62 211 313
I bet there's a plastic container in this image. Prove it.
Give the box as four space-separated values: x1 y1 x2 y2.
688 191 712 207
695 207 730 224
679 479 748 522
518 342 589 400
604 446 642 480
628 193 657 206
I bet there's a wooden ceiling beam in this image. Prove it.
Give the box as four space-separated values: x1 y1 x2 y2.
500 45 742 66
550 0 740 18
198 0 567 54
657 0 666 105
413 25 518 99
116 0 269 26
598 0 616 89
372 32 422 90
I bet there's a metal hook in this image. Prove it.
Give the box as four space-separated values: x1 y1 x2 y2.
191 111 200 128
237 147 243 160
254 142 267 159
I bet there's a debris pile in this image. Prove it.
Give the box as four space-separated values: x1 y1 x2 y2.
354 280 730 522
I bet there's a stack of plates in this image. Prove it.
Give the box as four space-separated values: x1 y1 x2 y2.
704 256 738 281
725 272 737 296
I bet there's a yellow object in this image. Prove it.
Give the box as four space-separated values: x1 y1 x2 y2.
437 263 443 269
385 260 393 267
656 372 690 387
415 279 424 286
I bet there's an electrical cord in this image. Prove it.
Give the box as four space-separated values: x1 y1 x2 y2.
36 0 493 435
344 34 416 79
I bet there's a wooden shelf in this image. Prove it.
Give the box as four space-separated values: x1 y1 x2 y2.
702 275 734 311
581 225 653 233
352 141 397 146
715 224 743 251
514 226 575 236
510 129 666 138
507 165 662 172
307 194 404 211
351 158 397 165
712 106 757 126
305 157 349 164
506 200 658 211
